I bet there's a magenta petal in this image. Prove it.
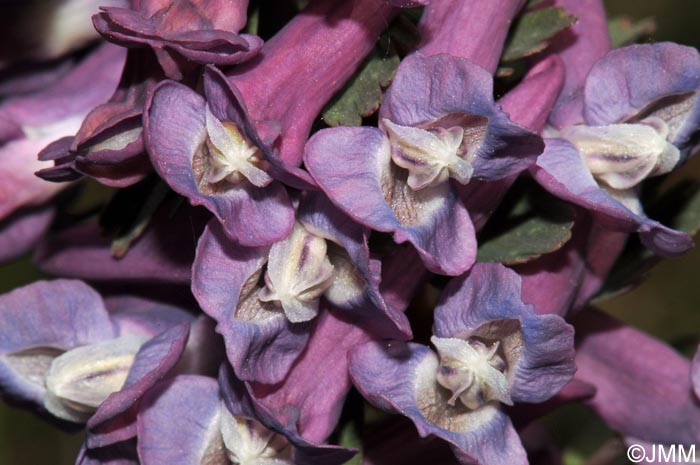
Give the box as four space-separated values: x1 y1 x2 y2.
305 126 475 275
350 341 527 465
573 309 700 446
145 80 293 246
249 308 371 444
533 138 693 256
86 322 190 448
433 263 575 403
137 375 222 465
0 280 115 406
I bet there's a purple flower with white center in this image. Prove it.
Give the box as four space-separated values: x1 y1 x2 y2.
93 0 262 80
137 371 354 465
192 193 411 384
145 65 294 246
534 43 700 256
0 279 195 446
349 263 575 465
305 53 543 276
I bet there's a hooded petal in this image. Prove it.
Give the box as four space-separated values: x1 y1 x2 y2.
192 220 309 384
584 43 700 156
305 126 475 276
533 138 693 256
297 192 412 339
433 263 575 403
573 309 700 446
350 341 527 465
0 280 115 407
144 80 293 246
381 53 542 181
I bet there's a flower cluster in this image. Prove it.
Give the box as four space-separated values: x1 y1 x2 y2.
1 0 699 464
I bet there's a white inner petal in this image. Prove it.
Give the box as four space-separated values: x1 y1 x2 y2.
431 336 512 410
383 118 474 190
258 222 335 323
43 334 148 423
220 406 293 465
204 104 272 188
562 117 680 190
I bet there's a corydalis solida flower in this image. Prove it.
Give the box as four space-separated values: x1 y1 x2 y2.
349 264 575 465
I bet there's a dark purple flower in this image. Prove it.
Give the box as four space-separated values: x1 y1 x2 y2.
534 43 700 256
349 263 575 465
305 53 542 275
94 0 262 80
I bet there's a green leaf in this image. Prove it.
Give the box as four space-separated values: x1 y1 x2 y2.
322 36 400 127
594 181 700 302
607 16 656 49
502 7 577 62
477 194 575 265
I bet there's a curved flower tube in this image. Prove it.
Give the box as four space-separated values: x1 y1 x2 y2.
349 263 575 465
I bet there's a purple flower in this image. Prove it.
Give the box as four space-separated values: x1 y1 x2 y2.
0 280 194 447
693 346 700 401
93 0 262 80
349 263 575 465
145 65 294 247
192 194 411 384
534 43 700 256
137 371 353 465
305 53 542 275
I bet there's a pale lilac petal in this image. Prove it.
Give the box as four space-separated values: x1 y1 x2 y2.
305 126 475 275
350 341 527 465
0 280 115 406
533 138 693 256
0 206 54 263
433 263 575 403
137 375 223 465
